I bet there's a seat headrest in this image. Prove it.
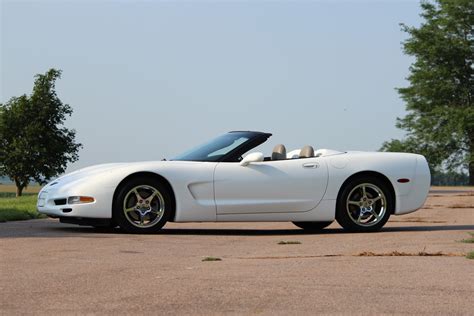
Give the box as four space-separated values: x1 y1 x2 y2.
300 145 314 158
272 144 286 161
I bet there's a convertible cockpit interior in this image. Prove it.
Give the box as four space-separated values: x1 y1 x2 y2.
270 144 315 161
271 144 287 160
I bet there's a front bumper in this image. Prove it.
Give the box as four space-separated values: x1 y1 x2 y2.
37 186 115 219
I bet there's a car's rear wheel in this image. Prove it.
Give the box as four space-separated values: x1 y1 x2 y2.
113 176 171 234
292 221 333 231
336 176 393 232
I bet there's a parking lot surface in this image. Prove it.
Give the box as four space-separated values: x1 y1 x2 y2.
1 190 473 315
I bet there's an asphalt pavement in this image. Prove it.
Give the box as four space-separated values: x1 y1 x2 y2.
1 192 473 315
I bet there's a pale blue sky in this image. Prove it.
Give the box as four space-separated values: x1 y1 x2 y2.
1 0 422 171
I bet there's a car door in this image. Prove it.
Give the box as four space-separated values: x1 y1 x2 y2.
214 157 328 214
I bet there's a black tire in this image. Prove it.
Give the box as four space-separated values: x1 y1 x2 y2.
292 221 333 231
113 176 172 234
336 176 393 232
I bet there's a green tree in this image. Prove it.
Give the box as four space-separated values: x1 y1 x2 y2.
0 69 82 196
381 0 474 185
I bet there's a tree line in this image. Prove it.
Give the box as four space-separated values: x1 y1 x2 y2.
381 0 473 185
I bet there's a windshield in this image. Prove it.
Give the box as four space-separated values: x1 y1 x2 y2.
172 132 251 162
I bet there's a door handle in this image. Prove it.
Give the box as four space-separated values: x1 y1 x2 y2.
302 162 319 169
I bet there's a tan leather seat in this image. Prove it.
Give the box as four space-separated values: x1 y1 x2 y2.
272 144 286 160
300 145 314 158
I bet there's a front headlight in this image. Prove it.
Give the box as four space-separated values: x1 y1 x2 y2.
67 196 95 204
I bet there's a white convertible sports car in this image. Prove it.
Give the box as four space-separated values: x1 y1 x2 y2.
37 131 430 233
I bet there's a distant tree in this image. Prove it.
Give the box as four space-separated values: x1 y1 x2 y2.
431 170 469 186
0 69 82 196
381 0 474 185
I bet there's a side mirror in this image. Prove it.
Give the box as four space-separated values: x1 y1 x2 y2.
240 152 264 166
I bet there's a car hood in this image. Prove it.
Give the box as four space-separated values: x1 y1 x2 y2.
44 160 206 190
50 163 129 185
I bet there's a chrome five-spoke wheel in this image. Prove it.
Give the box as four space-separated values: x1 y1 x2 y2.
123 185 165 228
113 176 171 233
346 183 386 227
336 176 393 232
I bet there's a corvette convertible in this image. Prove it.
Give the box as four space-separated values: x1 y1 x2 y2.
37 131 430 233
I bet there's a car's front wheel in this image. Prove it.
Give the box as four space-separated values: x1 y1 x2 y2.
336 176 393 232
113 176 171 234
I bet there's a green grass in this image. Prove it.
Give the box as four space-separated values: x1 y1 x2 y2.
466 251 474 260
0 192 37 198
202 257 222 262
460 232 474 243
278 240 302 245
0 193 45 222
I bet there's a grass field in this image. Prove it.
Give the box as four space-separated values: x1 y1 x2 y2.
0 184 44 222
0 184 42 194
431 186 474 191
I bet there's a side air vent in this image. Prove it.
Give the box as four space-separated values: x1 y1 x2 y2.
54 199 67 206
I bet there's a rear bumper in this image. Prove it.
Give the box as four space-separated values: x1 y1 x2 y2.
394 155 431 215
